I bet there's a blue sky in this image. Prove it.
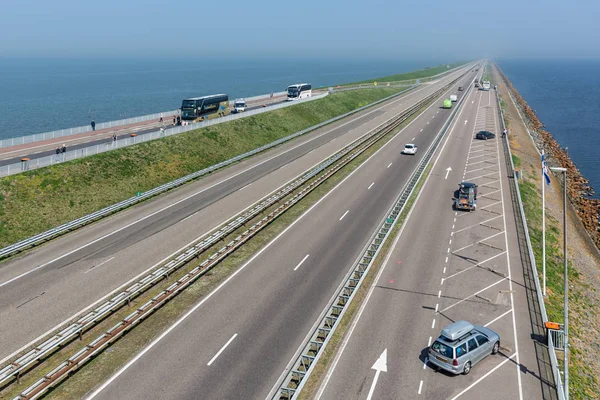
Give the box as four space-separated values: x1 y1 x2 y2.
1 0 598 59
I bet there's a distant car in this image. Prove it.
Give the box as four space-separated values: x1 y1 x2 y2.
233 99 247 113
428 320 500 375
458 87 464 91
401 143 417 155
475 130 495 140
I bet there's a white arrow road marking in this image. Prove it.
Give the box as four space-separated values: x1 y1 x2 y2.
367 349 388 400
445 167 452 180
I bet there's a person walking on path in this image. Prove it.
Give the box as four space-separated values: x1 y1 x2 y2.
91 120 96 131
113 134 117 145
173 115 176 125
502 128 507 138
56 147 60 155
160 112 163 123
61 144 67 153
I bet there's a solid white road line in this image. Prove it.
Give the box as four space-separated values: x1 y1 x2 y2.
294 254 310 271
387 162 392 168
84 257 115 274
493 103 523 399
368 182 375 190
418 380 423 394
339 210 349 221
207 334 237 366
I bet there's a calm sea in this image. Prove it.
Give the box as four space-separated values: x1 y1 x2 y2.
0 58 433 140
497 59 600 197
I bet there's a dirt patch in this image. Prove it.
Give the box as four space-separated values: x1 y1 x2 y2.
492 63 600 399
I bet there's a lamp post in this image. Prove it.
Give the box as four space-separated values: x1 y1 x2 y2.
550 166 568 400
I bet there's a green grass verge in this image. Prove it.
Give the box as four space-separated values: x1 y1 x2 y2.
349 61 469 85
0 92 434 400
298 163 433 400
0 88 405 248
518 175 599 399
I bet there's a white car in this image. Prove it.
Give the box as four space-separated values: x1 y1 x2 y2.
402 143 418 155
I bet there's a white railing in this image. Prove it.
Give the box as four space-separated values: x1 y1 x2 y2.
0 93 329 178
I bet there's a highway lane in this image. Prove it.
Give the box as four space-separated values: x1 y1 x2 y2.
85 71 477 400
0 97 288 166
316 86 545 399
0 66 477 362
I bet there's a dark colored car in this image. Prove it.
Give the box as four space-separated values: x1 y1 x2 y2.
458 87 464 91
475 130 495 140
459 182 478 199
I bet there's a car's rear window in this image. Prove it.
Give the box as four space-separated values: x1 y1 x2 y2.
431 340 453 358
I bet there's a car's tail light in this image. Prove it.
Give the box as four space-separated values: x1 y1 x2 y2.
452 359 458 366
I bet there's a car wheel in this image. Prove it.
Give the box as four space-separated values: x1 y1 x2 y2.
463 361 471 375
492 341 500 354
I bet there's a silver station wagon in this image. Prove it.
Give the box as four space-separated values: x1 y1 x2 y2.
428 320 500 375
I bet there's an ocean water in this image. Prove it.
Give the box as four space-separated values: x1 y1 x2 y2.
497 59 600 197
0 58 434 140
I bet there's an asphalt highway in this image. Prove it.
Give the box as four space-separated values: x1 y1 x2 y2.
0 65 476 364
316 87 547 399
83 70 478 400
0 96 288 166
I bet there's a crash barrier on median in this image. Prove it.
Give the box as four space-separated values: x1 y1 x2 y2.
272 78 475 400
4 81 451 400
495 90 564 399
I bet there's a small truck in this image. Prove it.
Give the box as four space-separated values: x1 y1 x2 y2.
450 94 458 102
454 182 477 211
443 99 452 109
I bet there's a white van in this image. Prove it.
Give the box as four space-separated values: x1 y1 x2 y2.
450 94 458 102
233 99 247 113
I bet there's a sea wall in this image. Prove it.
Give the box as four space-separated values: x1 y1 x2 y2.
495 65 600 249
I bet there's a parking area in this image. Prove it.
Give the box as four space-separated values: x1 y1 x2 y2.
421 94 524 399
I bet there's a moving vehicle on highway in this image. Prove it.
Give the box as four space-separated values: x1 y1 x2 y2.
458 86 464 91
181 94 229 120
474 82 479 88
287 83 312 101
401 143 418 155
482 81 491 91
443 99 452 109
233 99 247 113
450 94 458 102
429 320 500 375
475 130 495 140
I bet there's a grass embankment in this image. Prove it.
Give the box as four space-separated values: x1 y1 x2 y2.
497 80 600 398
0 87 404 248
349 61 468 85
3 91 436 400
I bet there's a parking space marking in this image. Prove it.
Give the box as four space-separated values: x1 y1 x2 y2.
451 231 505 253
454 215 502 232
368 182 375 190
484 309 513 327
387 162 392 168
207 334 238 366
439 278 506 313
479 201 503 210
444 251 507 281
467 172 498 181
449 353 517 400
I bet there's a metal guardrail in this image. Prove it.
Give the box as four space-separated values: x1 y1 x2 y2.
495 90 564 400
273 76 473 400
0 81 439 259
6 80 442 400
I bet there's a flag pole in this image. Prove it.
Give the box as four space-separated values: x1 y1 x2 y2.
542 150 547 296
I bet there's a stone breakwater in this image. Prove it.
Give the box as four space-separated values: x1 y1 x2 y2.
496 65 600 249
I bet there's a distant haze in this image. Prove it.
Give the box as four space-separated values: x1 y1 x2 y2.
1 0 599 59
